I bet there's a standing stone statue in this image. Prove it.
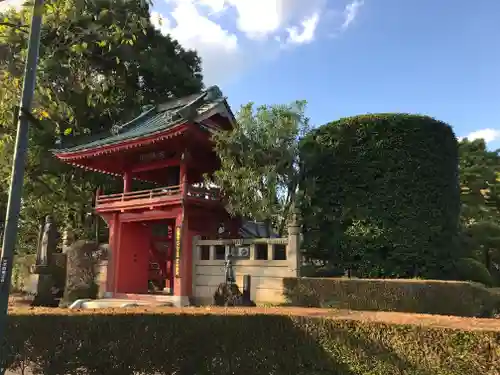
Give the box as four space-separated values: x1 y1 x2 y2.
224 248 235 285
212 246 255 307
35 220 43 260
28 216 60 306
36 215 59 268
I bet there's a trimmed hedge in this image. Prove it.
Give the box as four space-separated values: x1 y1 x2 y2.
283 277 500 317
299 113 460 278
1 308 499 375
453 257 495 286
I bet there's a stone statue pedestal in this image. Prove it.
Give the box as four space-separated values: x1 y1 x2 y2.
30 264 51 275
27 273 57 307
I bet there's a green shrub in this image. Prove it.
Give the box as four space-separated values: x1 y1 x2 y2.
10 254 36 292
1 308 498 375
453 257 494 286
299 113 460 278
283 277 500 317
300 264 345 278
299 264 317 277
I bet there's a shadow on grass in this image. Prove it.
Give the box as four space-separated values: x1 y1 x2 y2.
0 312 486 375
1 313 353 375
317 321 437 375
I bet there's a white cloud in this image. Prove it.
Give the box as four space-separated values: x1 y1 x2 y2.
464 129 500 143
341 0 364 30
226 0 328 41
285 12 320 45
198 0 226 14
226 0 283 39
151 0 364 84
151 2 240 85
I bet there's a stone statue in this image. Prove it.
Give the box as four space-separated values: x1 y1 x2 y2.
212 246 255 307
35 221 43 259
36 215 59 267
223 247 235 285
29 216 61 307
62 228 76 254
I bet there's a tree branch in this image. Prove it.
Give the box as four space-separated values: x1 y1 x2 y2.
0 22 28 33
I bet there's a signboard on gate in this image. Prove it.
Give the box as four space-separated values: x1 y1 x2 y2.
174 227 181 277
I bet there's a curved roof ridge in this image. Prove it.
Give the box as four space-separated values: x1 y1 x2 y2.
53 85 233 157
111 105 157 135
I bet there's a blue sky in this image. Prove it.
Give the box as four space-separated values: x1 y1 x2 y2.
1 0 498 147
150 0 500 148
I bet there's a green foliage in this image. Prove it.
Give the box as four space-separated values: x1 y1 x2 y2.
283 277 500 317
459 139 500 222
452 257 494 286
209 100 310 236
299 113 460 278
1 309 499 374
305 264 345 278
10 254 36 292
0 0 204 252
458 139 500 284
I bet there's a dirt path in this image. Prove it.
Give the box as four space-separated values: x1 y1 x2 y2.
152 306 500 331
8 304 500 332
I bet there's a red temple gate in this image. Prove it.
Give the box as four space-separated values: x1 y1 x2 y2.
53 86 240 306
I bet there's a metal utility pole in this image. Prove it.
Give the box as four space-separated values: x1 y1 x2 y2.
0 0 44 373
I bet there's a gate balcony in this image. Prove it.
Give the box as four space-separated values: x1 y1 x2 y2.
95 185 222 212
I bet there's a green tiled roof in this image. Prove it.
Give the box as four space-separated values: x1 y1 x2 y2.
55 86 233 154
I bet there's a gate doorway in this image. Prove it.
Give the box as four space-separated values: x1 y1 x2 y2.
148 219 175 294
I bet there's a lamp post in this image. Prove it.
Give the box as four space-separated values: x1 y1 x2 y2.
0 0 44 373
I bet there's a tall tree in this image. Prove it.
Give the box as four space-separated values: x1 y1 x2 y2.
208 101 310 237
459 139 500 223
0 0 204 253
458 138 500 284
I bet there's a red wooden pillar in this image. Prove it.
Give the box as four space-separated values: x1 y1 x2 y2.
173 214 183 297
123 171 132 193
180 152 187 196
107 213 120 295
173 214 193 299
180 220 193 297
163 223 174 294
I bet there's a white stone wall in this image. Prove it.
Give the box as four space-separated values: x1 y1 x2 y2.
192 238 299 305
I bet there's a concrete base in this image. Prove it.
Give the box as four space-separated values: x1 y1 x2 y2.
25 273 58 307
69 294 192 309
107 293 190 307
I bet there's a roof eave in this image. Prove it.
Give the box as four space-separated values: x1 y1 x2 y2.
54 125 187 161
52 89 235 159
221 98 237 128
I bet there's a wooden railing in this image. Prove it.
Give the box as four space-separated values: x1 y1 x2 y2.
96 185 181 205
186 186 221 200
95 185 221 206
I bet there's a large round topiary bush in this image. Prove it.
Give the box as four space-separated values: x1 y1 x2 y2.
299 113 460 278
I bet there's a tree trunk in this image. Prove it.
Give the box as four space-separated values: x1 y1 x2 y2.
485 247 492 271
